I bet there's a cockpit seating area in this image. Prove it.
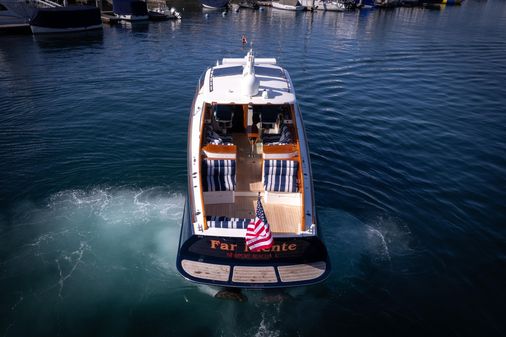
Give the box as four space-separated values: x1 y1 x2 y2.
201 103 303 233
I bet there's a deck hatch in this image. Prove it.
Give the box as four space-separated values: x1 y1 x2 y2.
254 66 284 78
213 66 243 77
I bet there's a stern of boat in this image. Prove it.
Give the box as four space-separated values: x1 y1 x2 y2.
177 197 330 288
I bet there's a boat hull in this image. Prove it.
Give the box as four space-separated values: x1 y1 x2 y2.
30 23 102 34
201 0 230 9
176 196 330 288
29 6 102 34
272 2 306 11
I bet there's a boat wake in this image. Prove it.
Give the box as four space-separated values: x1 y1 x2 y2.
317 208 413 284
1 188 412 336
0 186 187 335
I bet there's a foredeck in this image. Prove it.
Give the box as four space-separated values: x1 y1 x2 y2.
203 63 296 105
203 132 302 234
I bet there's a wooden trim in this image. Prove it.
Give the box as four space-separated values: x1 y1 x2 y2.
243 104 248 129
202 144 237 154
199 103 208 230
262 144 297 155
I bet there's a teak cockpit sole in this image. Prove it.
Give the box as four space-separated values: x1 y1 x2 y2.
205 196 301 233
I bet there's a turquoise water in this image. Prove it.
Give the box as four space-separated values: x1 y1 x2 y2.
1 1 506 336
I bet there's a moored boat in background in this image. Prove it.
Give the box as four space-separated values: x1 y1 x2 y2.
201 0 230 9
30 5 102 34
272 0 306 11
148 4 181 20
113 0 148 21
230 0 259 10
374 0 400 8
315 0 355 11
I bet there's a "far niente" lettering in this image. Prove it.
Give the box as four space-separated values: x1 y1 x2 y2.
210 239 296 253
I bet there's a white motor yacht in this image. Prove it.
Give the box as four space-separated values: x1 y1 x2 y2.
176 50 330 288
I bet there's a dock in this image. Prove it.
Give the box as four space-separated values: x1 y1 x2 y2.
101 11 121 24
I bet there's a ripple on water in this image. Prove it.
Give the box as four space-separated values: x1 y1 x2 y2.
1 2 506 336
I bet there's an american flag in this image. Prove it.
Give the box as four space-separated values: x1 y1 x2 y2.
245 196 273 252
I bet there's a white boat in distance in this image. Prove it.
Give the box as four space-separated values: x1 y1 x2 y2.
315 0 355 11
176 50 330 288
272 0 306 11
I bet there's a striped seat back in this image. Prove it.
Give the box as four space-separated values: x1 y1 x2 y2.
263 160 298 192
202 159 236 191
206 216 251 229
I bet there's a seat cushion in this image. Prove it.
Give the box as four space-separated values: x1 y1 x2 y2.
202 159 236 191
278 124 292 144
263 160 298 192
263 124 293 145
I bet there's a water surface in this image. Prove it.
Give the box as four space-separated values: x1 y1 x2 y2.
1 1 506 336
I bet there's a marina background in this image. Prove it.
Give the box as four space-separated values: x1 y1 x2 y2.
1 1 506 336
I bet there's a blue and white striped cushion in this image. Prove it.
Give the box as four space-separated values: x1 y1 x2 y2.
202 159 236 191
263 124 293 145
205 126 233 145
278 124 292 144
263 160 298 192
206 216 251 229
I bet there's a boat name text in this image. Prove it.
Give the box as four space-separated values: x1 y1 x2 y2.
210 239 296 252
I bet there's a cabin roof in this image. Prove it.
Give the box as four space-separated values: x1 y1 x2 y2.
201 60 297 105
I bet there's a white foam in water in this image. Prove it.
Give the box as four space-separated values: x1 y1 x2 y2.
2 187 187 306
2 189 414 337
253 311 281 337
196 284 221 297
318 208 412 282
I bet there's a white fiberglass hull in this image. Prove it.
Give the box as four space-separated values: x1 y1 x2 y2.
176 51 330 289
272 2 306 11
315 0 349 10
